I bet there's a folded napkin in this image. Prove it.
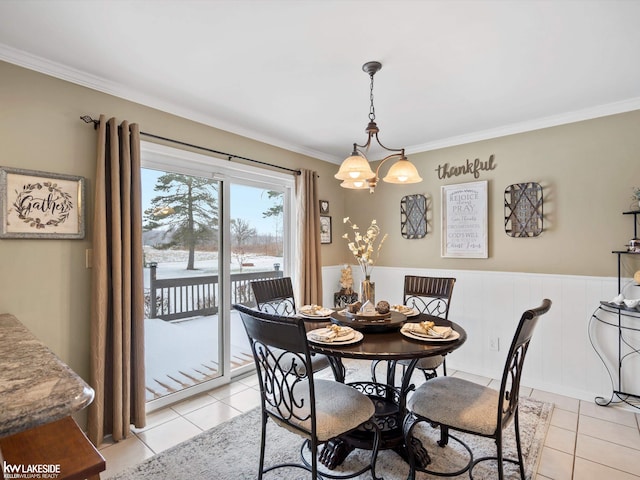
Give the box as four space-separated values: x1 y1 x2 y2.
308 325 353 342
403 322 453 338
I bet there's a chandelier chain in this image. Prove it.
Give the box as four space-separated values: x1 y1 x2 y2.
368 72 376 122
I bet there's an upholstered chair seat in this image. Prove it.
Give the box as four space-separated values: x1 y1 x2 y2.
270 379 375 442
407 376 502 436
398 355 443 371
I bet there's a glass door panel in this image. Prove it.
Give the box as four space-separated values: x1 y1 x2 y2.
141 167 222 402
229 183 285 374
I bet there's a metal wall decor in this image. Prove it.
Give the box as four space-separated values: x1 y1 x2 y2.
504 182 543 237
400 194 427 239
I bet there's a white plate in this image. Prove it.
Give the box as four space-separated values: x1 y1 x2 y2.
307 328 364 345
390 306 420 317
400 326 460 342
298 306 334 318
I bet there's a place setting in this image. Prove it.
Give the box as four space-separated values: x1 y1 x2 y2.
389 304 420 317
297 304 334 319
400 320 460 342
306 324 363 345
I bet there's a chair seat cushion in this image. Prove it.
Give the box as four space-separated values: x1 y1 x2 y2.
269 379 375 442
398 354 444 370
407 376 500 436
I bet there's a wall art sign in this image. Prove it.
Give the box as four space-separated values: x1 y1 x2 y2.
319 199 329 214
320 215 332 244
435 154 497 180
0 166 85 239
504 182 543 237
441 180 488 258
400 194 427 239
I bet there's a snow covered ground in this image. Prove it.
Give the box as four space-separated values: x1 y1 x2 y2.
144 248 282 401
144 312 252 401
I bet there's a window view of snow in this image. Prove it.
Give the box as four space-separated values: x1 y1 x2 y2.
141 168 284 400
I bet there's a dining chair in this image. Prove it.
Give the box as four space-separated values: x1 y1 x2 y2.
403 299 552 480
251 276 297 315
250 277 331 373
233 303 383 480
371 276 456 383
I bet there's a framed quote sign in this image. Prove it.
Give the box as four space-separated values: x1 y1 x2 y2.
441 180 488 258
0 167 85 239
320 215 332 244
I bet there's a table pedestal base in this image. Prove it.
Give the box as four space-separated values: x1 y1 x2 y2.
317 381 433 471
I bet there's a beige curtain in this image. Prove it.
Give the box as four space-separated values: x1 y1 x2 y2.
295 169 323 305
88 115 146 446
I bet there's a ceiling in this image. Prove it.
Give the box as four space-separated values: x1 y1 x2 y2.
1 0 640 164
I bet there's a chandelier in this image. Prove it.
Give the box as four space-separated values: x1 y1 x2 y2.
335 61 422 193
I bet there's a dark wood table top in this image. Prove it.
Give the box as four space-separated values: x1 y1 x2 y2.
305 313 467 361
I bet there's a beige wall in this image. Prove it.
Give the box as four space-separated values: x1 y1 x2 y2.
2 58 640 390
341 111 640 277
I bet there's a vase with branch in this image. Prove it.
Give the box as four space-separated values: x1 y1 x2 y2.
342 217 388 305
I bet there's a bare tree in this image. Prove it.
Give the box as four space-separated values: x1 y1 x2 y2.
231 218 257 270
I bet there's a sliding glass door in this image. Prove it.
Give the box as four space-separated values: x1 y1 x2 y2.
141 142 294 410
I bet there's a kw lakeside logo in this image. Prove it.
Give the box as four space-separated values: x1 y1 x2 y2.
2 462 61 479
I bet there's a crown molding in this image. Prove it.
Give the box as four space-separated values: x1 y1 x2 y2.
405 97 640 155
0 43 337 163
2 43 638 164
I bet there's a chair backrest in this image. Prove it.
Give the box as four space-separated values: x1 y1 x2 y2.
232 303 317 435
251 277 297 315
497 299 552 430
403 276 456 319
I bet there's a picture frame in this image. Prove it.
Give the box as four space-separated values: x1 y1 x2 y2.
320 215 332 244
441 180 488 258
0 166 86 239
319 199 330 214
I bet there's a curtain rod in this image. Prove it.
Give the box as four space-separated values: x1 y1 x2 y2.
80 115 301 176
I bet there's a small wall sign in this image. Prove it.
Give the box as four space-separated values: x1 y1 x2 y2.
435 154 497 180
320 215 332 244
0 166 85 239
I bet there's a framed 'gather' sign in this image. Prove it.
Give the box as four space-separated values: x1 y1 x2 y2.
0 167 85 239
441 180 488 258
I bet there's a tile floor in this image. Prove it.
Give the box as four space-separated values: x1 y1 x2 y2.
99 361 640 479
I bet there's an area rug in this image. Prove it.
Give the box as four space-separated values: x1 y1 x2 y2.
108 365 553 480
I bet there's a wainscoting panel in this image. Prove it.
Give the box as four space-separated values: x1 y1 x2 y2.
322 265 629 405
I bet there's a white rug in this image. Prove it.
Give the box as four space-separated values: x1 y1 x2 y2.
108 362 553 480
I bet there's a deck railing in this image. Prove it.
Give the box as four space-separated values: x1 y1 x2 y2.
147 263 283 321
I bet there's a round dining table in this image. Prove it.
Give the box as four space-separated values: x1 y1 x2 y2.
303 311 468 470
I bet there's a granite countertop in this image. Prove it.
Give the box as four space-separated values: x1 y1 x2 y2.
0 313 94 438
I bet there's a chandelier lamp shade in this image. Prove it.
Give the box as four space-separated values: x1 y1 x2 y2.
335 61 422 193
